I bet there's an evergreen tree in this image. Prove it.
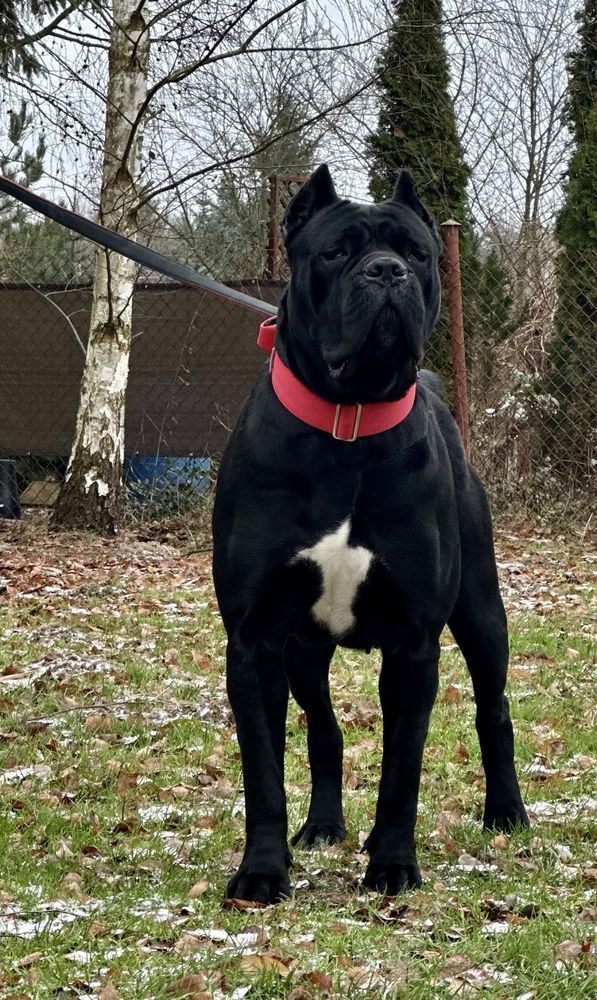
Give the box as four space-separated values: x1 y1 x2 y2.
469 248 515 395
545 0 597 485
366 0 479 385
0 101 45 233
366 0 470 227
0 211 94 282
0 1 72 78
0 3 78 234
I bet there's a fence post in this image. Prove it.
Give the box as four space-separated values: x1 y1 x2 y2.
441 219 470 458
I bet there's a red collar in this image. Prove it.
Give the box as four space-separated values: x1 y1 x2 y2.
257 317 416 442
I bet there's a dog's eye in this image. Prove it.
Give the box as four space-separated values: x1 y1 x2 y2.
406 247 428 263
321 248 346 261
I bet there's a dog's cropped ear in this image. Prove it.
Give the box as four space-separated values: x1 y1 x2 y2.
392 170 437 235
282 164 339 247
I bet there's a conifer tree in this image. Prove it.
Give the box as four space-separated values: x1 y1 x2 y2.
0 3 80 230
366 0 470 228
366 0 474 382
545 0 597 484
0 102 45 233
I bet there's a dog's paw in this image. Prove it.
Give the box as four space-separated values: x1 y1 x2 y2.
363 860 422 895
226 865 291 906
483 799 530 832
291 819 346 848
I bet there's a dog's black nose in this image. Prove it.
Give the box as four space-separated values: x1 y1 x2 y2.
323 346 353 379
364 256 408 283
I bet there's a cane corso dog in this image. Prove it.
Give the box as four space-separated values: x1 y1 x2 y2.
212 165 529 904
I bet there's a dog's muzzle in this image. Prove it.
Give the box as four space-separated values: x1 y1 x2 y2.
363 255 408 286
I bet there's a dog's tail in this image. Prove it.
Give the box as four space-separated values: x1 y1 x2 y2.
418 369 444 398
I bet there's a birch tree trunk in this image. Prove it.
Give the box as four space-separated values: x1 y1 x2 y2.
52 0 149 534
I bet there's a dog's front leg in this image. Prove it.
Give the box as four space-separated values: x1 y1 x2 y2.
226 636 291 904
285 638 346 848
364 641 440 894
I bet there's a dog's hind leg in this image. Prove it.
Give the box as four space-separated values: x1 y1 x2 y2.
363 640 440 893
449 482 529 832
285 638 346 847
225 636 291 904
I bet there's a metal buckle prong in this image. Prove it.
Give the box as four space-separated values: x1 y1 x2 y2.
333 402 362 442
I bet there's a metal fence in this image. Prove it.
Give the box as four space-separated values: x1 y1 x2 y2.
464 234 596 519
0 223 594 520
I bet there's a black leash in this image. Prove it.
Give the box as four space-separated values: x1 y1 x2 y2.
0 175 277 317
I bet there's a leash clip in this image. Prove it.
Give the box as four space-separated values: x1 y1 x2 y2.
333 402 362 442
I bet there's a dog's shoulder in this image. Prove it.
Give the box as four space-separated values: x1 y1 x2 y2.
418 371 491 510
418 368 444 398
417 371 470 480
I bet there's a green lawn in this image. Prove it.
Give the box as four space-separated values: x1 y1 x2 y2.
0 513 595 999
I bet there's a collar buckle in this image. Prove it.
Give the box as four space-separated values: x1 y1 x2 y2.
333 402 362 442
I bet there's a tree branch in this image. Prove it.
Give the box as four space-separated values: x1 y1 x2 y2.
136 69 379 211
118 0 309 171
7 0 88 53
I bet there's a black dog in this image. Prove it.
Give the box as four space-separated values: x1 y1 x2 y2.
212 165 528 904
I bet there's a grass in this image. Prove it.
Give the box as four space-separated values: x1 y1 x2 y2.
0 514 595 999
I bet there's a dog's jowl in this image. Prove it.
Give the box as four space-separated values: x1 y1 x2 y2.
212 165 529 904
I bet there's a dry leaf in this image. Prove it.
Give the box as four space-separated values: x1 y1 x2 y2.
97 984 120 1000
436 954 473 979
188 879 209 898
166 974 208 996
15 953 42 968
192 651 211 670
116 772 138 796
60 872 83 893
490 834 509 850
303 971 333 990
554 940 583 961
85 714 112 733
438 810 462 832
55 839 74 859
222 897 267 911
443 684 463 704
453 740 470 763
240 954 292 978
175 933 204 955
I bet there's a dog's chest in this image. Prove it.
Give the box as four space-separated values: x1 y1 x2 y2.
295 519 374 637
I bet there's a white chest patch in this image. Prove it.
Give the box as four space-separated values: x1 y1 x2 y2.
296 518 373 637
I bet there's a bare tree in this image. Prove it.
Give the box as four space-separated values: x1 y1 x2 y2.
10 0 379 533
448 0 576 231
52 0 150 533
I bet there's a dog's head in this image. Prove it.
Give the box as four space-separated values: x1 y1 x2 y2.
278 164 441 403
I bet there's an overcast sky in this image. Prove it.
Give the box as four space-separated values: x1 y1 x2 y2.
1 0 580 232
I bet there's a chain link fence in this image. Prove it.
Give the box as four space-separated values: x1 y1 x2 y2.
464 232 596 519
0 221 594 521
0 230 281 517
